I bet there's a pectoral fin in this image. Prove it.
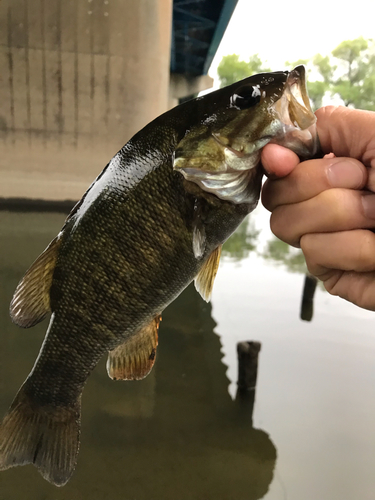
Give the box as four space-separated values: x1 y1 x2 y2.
10 236 62 328
107 316 161 381
192 222 206 259
194 245 222 302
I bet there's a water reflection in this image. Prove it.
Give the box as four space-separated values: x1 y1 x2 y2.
223 216 317 321
222 218 260 262
222 215 307 276
212 209 375 500
0 210 276 499
262 236 307 274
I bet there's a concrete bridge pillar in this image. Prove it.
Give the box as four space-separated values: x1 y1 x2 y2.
0 0 172 201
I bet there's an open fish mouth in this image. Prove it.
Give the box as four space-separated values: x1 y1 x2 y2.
270 65 318 158
285 65 315 129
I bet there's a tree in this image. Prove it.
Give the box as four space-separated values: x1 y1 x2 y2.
331 37 375 109
308 54 336 109
292 37 375 110
217 54 270 88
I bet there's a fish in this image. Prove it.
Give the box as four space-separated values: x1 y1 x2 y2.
0 66 318 486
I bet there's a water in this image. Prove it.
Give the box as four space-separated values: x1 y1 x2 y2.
0 208 374 500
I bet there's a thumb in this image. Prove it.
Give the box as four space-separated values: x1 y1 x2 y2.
316 106 375 169
261 143 300 178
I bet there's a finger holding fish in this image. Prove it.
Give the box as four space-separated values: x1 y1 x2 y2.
300 230 375 311
316 106 375 169
269 187 375 248
261 105 375 311
262 128 369 249
262 154 367 211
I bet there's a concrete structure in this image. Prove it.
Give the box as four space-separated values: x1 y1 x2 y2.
0 0 233 202
0 0 175 201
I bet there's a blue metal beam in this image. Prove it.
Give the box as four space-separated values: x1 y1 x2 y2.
203 0 238 75
171 0 239 76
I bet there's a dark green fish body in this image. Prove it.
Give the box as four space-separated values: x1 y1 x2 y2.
0 66 318 486
30 132 253 404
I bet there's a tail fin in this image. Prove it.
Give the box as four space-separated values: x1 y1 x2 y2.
0 386 80 486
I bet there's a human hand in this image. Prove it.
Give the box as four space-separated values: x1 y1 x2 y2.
261 106 375 311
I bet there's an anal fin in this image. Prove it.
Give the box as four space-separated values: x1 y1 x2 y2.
107 316 161 381
10 236 62 328
194 245 222 302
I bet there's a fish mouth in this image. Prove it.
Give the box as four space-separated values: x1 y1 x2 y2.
285 65 315 130
271 65 318 158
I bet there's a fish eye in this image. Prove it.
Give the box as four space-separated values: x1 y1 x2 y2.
230 85 262 110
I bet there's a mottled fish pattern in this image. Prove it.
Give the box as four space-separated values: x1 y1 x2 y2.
0 67 318 486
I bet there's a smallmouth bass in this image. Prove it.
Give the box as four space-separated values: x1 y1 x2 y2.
0 66 317 486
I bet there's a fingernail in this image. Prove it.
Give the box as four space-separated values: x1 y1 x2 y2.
327 161 364 188
362 193 375 219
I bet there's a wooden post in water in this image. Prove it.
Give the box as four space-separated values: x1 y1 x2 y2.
300 274 318 322
235 341 261 421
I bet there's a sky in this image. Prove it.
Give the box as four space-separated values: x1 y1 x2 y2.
208 0 375 86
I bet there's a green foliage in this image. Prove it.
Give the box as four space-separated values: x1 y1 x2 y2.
313 54 335 83
221 217 314 276
217 37 375 110
222 218 259 261
220 216 314 278
310 37 375 109
331 38 375 109
332 37 368 65
307 81 327 109
285 58 309 69
262 237 307 274
217 54 270 88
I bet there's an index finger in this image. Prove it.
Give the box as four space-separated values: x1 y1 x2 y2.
262 156 367 212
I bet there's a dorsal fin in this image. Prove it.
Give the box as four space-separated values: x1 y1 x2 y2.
10 236 62 328
194 245 222 302
107 316 161 381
